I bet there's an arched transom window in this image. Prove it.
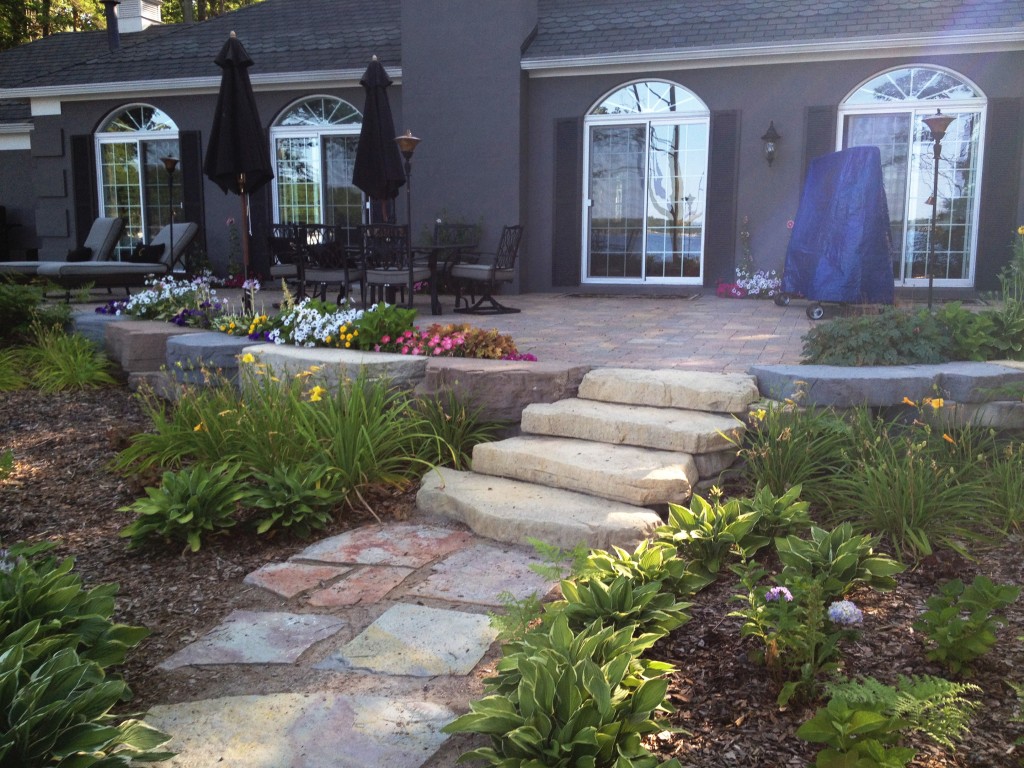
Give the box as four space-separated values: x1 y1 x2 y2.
94 104 180 258
582 81 710 284
271 96 363 234
840 66 986 287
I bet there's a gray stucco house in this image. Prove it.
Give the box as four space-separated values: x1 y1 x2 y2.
1 0 1022 296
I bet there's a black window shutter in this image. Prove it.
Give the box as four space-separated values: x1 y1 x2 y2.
804 105 837 184
70 134 97 244
179 130 206 253
551 117 582 287
975 98 1023 292
704 110 740 287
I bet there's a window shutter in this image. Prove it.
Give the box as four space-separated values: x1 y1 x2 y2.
804 105 837 184
976 98 1023 292
704 110 740 287
551 117 582 287
70 134 96 245
179 130 206 254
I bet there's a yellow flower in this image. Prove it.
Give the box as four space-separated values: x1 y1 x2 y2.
752 408 767 422
240 352 256 364
308 385 327 402
217 410 235 417
309 365 322 372
902 397 917 407
924 397 944 410
943 433 956 445
353 330 358 337
193 422 205 432
1018 225 1024 236
344 341 351 348
325 336 332 344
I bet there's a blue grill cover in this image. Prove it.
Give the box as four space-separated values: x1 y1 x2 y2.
782 146 894 304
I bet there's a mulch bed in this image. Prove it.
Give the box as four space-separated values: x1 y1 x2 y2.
1 383 1022 766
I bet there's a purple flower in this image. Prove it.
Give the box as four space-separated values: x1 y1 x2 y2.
765 586 793 602
827 600 863 625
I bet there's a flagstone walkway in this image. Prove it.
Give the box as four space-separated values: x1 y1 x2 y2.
144 518 559 767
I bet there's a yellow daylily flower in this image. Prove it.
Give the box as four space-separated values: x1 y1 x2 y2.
902 397 917 407
924 397 944 410
943 433 956 445
308 385 327 402
240 352 256 364
1018 225 1024 236
193 422 205 432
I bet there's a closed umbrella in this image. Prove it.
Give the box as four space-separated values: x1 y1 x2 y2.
352 56 405 223
205 31 274 280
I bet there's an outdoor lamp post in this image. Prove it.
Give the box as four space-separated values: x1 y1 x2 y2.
921 109 955 311
761 121 781 167
160 156 179 269
395 130 421 232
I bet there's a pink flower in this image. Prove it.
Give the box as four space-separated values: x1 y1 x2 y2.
401 346 409 354
381 335 391 344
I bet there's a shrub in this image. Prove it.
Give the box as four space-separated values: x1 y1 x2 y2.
412 390 505 470
119 462 253 552
913 575 1020 676
801 307 951 366
0 282 70 344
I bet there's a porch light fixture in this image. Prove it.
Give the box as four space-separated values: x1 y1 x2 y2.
921 109 955 311
160 156 178 270
395 129 421 235
761 121 781 167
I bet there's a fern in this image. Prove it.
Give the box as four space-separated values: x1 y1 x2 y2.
826 675 981 749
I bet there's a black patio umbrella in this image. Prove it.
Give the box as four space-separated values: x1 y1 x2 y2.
204 31 274 279
352 56 405 223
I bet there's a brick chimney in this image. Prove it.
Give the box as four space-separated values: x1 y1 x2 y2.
117 0 163 33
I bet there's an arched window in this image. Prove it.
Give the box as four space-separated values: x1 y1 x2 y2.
582 81 710 284
94 104 180 258
270 96 363 231
840 66 986 287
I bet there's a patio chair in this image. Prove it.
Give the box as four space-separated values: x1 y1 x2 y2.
267 223 305 295
0 216 124 281
451 224 523 314
34 221 199 294
357 223 429 308
302 224 361 305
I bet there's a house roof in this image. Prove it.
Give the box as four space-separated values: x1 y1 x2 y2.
523 0 1024 64
0 0 399 93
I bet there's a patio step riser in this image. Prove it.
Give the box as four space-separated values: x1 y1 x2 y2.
520 398 743 455
416 469 661 550
471 435 698 507
577 368 759 414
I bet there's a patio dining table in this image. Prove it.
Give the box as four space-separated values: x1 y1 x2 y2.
414 242 474 315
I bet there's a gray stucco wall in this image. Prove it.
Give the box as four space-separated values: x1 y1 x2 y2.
521 50 1024 294
401 0 537 259
0 145 38 256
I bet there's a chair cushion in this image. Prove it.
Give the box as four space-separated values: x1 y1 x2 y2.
149 222 199 266
304 268 352 284
81 217 124 261
128 243 165 263
269 264 299 279
36 262 169 278
0 262 42 276
450 263 494 280
66 246 93 262
364 267 431 284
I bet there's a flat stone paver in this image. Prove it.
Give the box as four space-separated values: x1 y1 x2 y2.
244 562 350 598
292 523 474 568
406 541 555 606
307 565 414 607
159 610 345 669
146 692 454 768
319 603 497 676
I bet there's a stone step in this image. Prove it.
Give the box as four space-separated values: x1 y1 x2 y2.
578 368 759 414
416 468 661 550
520 398 743 454
471 435 697 506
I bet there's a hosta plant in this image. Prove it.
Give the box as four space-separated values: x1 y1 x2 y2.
655 492 768 579
119 462 253 552
741 483 811 540
444 614 681 768
0 644 173 767
249 464 337 538
775 522 904 600
578 539 714 600
912 575 1020 676
547 575 691 637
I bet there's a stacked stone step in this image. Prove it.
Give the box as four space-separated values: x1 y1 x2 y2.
417 368 760 550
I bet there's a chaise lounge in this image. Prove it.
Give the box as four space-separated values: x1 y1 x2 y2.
0 216 125 282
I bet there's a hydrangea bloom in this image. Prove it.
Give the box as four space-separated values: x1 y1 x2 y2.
827 600 864 625
765 586 794 602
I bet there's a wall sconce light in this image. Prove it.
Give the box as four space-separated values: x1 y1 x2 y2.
761 121 781 167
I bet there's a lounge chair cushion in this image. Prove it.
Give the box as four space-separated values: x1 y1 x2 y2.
81 217 124 262
66 246 93 262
